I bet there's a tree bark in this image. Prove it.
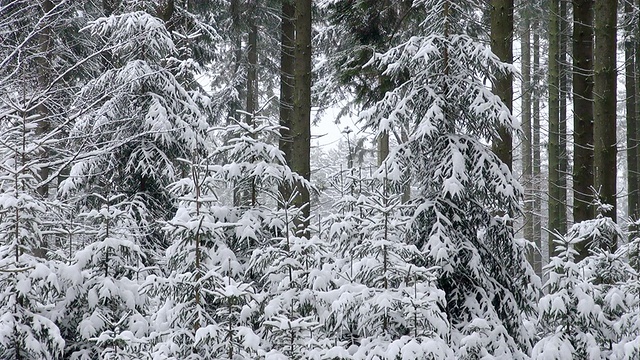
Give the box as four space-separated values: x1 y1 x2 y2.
593 0 618 232
558 0 568 233
231 0 244 121
33 0 54 258
636 0 640 225
292 0 312 233
533 26 542 272
102 0 119 15
245 22 258 206
246 25 257 127
626 0 638 222
158 0 175 31
521 10 537 273
548 0 561 258
637 0 640 208
231 0 244 207
279 1 295 206
490 0 514 170
633 0 640 270
36 0 54 198
572 0 595 241
400 128 411 203
377 132 389 166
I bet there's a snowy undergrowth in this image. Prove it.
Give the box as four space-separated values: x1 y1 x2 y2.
534 214 640 360
4 2 640 360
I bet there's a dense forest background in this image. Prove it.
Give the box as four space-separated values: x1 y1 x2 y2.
1 0 640 359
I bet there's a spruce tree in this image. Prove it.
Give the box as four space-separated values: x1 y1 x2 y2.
359 0 538 356
57 195 148 359
0 79 65 360
61 8 213 260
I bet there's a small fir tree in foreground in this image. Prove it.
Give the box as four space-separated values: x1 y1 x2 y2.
57 194 148 359
324 169 453 359
0 95 65 359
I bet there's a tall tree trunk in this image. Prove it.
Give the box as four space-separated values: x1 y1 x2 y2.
533 27 542 272
558 0 568 232
279 1 295 206
231 0 244 120
633 0 640 270
377 133 389 166
231 0 244 207
400 128 411 203
245 22 258 206
292 0 312 232
593 0 618 234
36 0 53 198
490 0 514 170
572 0 595 260
246 24 257 127
548 0 562 258
636 0 640 223
521 11 537 273
33 0 54 258
626 0 638 223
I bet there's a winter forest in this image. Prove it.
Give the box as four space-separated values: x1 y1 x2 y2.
2 0 640 359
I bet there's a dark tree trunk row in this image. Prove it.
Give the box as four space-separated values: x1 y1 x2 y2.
490 0 514 171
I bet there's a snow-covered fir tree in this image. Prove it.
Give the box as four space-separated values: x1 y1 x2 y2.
61 6 213 260
248 206 340 358
534 232 613 359
145 118 309 359
358 0 539 357
53 4 220 358
143 159 260 359
610 235 640 359
56 194 148 359
534 201 640 360
323 168 453 359
0 2 95 358
0 91 65 359
219 119 338 357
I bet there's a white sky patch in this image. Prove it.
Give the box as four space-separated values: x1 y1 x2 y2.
313 106 352 148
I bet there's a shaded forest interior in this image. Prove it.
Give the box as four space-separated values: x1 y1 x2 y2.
1 0 640 359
